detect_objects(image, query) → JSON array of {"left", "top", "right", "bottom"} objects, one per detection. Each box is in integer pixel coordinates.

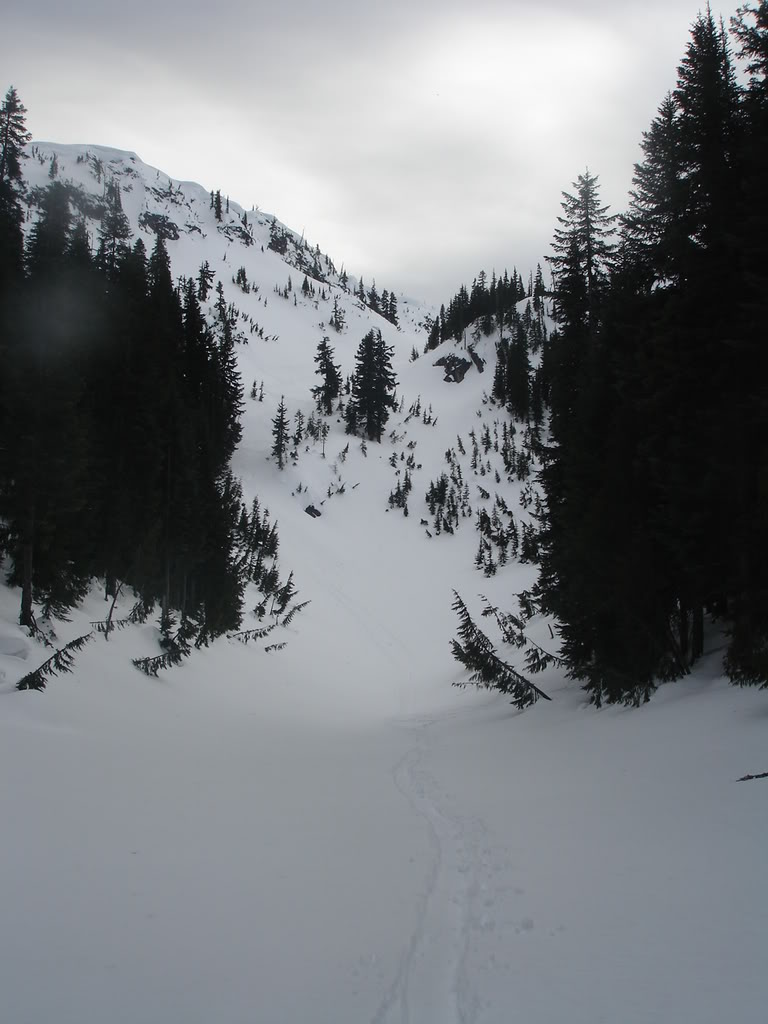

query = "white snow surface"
[{"left": 0, "top": 144, "right": 766, "bottom": 1024}]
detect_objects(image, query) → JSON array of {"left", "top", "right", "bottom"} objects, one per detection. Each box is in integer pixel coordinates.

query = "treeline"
[
  {"left": 426, "top": 265, "right": 546, "bottom": 349},
  {"left": 0, "top": 89, "right": 274, "bottom": 646},
  {"left": 348, "top": 277, "right": 400, "bottom": 327},
  {"left": 491, "top": 300, "right": 549, "bottom": 424},
  {"left": 536, "top": 4, "right": 768, "bottom": 704},
  {"left": 267, "top": 218, "right": 400, "bottom": 327}
]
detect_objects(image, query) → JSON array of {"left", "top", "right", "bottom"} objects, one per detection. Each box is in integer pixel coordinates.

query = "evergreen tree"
[
  {"left": 98, "top": 179, "right": 132, "bottom": 278},
  {"left": 345, "top": 329, "right": 397, "bottom": 442},
  {"left": 0, "top": 86, "right": 30, "bottom": 186},
  {"left": 537, "top": 170, "right": 640, "bottom": 703},
  {"left": 194, "top": 470, "right": 244, "bottom": 642},
  {"left": 450, "top": 592, "right": 552, "bottom": 709},
  {"left": 209, "top": 282, "right": 244, "bottom": 471},
  {"left": 638, "top": 8, "right": 742, "bottom": 671},
  {"left": 268, "top": 218, "right": 288, "bottom": 254},
  {"left": 197, "top": 259, "right": 214, "bottom": 301},
  {"left": 722, "top": 1, "right": 768, "bottom": 683},
  {"left": 621, "top": 94, "right": 689, "bottom": 288},
  {"left": 674, "top": 8, "right": 740, "bottom": 256},
  {"left": 0, "top": 86, "right": 29, "bottom": 291},
  {"left": 143, "top": 233, "right": 194, "bottom": 623},
  {"left": 105, "top": 238, "right": 161, "bottom": 589},
  {"left": 550, "top": 169, "right": 616, "bottom": 328},
  {"left": 311, "top": 335, "right": 342, "bottom": 414},
  {"left": 26, "top": 181, "right": 72, "bottom": 276},
  {"left": 545, "top": 170, "right": 615, "bottom": 446},
  {"left": 329, "top": 294, "right": 346, "bottom": 332},
  {"left": 272, "top": 396, "right": 289, "bottom": 469},
  {"left": 506, "top": 318, "right": 531, "bottom": 422}
]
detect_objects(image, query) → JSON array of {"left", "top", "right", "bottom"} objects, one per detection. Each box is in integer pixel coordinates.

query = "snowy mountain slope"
[
  {"left": 26, "top": 141, "right": 431, "bottom": 337},
  {"left": 14, "top": 141, "right": 546, "bottom": 714},
  {"left": 0, "top": 145, "right": 766, "bottom": 1024}
]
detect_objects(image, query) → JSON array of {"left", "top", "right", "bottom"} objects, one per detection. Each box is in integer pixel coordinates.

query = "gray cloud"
[{"left": 3, "top": 1, "right": 742, "bottom": 303}]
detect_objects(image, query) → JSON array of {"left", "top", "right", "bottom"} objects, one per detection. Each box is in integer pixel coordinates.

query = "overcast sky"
[{"left": 2, "top": 1, "right": 742, "bottom": 303}]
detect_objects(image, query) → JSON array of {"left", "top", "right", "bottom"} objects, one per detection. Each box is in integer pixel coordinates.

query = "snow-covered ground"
[{"left": 0, "top": 145, "right": 765, "bottom": 1024}]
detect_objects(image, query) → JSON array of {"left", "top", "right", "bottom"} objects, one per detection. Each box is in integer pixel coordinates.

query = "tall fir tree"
[
  {"left": 311, "top": 335, "right": 342, "bottom": 414},
  {"left": 272, "top": 396, "right": 289, "bottom": 469},
  {"left": 537, "top": 170, "right": 645, "bottom": 703},
  {"left": 98, "top": 179, "right": 132, "bottom": 279},
  {"left": 723, "top": 1, "right": 768, "bottom": 683},
  {"left": 0, "top": 86, "right": 30, "bottom": 187},
  {"left": 0, "top": 86, "right": 28, "bottom": 296},
  {"left": 345, "top": 329, "right": 397, "bottom": 442}
]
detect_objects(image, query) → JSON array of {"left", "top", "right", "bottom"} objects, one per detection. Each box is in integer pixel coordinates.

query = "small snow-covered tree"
[{"left": 271, "top": 396, "right": 289, "bottom": 469}]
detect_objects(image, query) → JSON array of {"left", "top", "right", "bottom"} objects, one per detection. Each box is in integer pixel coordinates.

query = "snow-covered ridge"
[
  {"left": 30, "top": 140, "right": 298, "bottom": 250},
  {"left": 25, "top": 140, "right": 433, "bottom": 337}
]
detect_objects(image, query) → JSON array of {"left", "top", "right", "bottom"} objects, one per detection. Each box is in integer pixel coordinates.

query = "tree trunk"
[
  {"left": 692, "top": 604, "right": 704, "bottom": 663},
  {"left": 19, "top": 504, "right": 35, "bottom": 628},
  {"left": 19, "top": 537, "right": 33, "bottom": 628},
  {"left": 678, "top": 601, "right": 689, "bottom": 666}
]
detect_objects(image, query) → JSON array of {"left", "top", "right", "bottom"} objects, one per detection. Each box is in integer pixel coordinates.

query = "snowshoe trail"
[{"left": 371, "top": 719, "right": 493, "bottom": 1024}]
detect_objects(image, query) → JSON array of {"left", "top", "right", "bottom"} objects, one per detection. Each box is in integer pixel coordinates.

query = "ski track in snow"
[{"left": 371, "top": 717, "right": 495, "bottom": 1024}]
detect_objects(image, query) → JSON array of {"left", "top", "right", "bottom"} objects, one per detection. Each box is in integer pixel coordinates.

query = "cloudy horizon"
[{"left": 3, "top": 1, "right": 742, "bottom": 304}]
